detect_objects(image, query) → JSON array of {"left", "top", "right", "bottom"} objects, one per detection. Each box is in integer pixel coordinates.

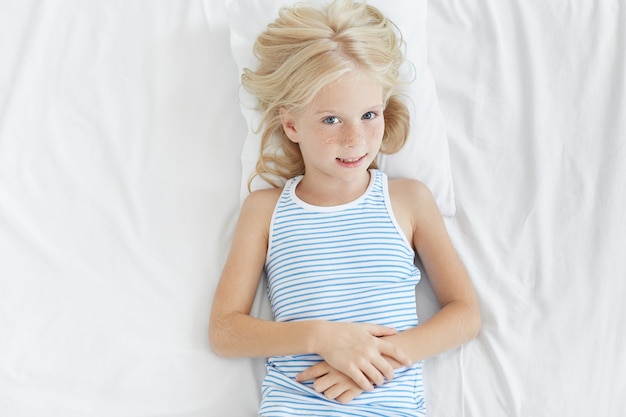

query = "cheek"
[
  {"left": 297, "top": 124, "right": 336, "bottom": 146},
  {"left": 316, "top": 128, "right": 338, "bottom": 145},
  {"left": 367, "top": 122, "right": 385, "bottom": 143}
]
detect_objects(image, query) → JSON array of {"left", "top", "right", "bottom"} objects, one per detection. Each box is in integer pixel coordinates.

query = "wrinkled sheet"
[
  {"left": 1, "top": 1, "right": 625, "bottom": 416},
  {"left": 1, "top": 1, "right": 259, "bottom": 415},
  {"left": 426, "top": 1, "right": 626, "bottom": 416}
]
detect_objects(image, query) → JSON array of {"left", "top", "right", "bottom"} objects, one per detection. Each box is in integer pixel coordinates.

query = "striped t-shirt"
[{"left": 259, "top": 170, "right": 425, "bottom": 417}]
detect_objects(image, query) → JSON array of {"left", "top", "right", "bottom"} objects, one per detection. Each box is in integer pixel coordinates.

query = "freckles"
[
  {"left": 365, "top": 124, "right": 384, "bottom": 142},
  {"left": 315, "top": 128, "right": 337, "bottom": 144}
]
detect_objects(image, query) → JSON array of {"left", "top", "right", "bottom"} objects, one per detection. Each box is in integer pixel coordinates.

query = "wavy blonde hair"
[{"left": 243, "top": 0, "right": 410, "bottom": 189}]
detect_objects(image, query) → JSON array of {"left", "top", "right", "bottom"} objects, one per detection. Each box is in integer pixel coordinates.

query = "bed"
[{"left": 1, "top": 1, "right": 624, "bottom": 416}]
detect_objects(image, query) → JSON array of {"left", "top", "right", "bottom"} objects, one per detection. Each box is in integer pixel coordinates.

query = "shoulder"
[
  {"left": 241, "top": 187, "right": 283, "bottom": 217},
  {"left": 388, "top": 177, "right": 435, "bottom": 208},
  {"left": 244, "top": 187, "right": 283, "bottom": 208},
  {"left": 387, "top": 177, "right": 443, "bottom": 238},
  {"left": 228, "top": 187, "right": 283, "bottom": 255},
  {"left": 385, "top": 178, "right": 439, "bottom": 245}
]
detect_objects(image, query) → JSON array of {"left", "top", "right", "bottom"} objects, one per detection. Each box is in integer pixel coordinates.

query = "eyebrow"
[{"left": 314, "top": 104, "right": 384, "bottom": 115}]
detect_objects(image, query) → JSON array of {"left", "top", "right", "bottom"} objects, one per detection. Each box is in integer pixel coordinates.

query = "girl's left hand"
[{"left": 296, "top": 361, "right": 363, "bottom": 404}]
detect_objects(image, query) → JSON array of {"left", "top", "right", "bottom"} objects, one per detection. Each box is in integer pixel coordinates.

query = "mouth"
[{"left": 336, "top": 154, "right": 367, "bottom": 166}]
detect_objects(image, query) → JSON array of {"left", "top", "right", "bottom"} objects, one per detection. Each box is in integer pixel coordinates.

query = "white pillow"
[{"left": 226, "top": 0, "right": 456, "bottom": 216}]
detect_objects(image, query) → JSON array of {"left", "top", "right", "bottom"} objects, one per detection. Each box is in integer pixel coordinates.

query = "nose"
[{"left": 342, "top": 123, "right": 364, "bottom": 147}]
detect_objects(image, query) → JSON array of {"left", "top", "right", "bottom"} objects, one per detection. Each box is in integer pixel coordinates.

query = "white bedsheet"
[
  {"left": 1, "top": 1, "right": 625, "bottom": 416},
  {"left": 426, "top": 1, "right": 626, "bottom": 416}
]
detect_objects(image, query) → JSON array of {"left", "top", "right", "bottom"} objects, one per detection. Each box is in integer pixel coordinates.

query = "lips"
[
  {"left": 337, "top": 155, "right": 366, "bottom": 163},
  {"left": 335, "top": 154, "right": 367, "bottom": 168}
]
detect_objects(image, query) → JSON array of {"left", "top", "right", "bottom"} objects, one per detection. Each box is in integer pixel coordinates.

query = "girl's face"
[{"left": 280, "top": 71, "right": 385, "bottom": 184}]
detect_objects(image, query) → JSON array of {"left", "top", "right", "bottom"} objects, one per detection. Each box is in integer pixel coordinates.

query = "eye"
[
  {"left": 362, "top": 111, "right": 377, "bottom": 120},
  {"left": 323, "top": 116, "right": 340, "bottom": 125}
]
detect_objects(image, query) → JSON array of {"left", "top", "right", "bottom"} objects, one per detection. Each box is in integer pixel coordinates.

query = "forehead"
[{"left": 309, "top": 71, "right": 384, "bottom": 110}]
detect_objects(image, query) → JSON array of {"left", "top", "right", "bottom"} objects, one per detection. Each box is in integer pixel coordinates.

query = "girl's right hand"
[{"left": 313, "top": 321, "right": 412, "bottom": 391}]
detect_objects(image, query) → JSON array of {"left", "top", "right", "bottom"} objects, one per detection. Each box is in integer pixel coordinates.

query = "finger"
[
  {"left": 364, "top": 324, "right": 397, "bottom": 337},
  {"left": 382, "top": 354, "right": 404, "bottom": 369},
  {"left": 360, "top": 362, "right": 385, "bottom": 387},
  {"left": 296, "top": 362, "right": 330, "bottom": 382},
  {"left": 345, "top": 366, "right": 374, "bottom": 392},
  {"left": 336, "top": 388, "right": 362, "bottom": 404},
  {"left": 322, "top": 383, "right": 350, "bottom": 401},
  {"left": 312, "top": 375, "right": 335, "bottom": 393},
  {"left": 371, "top": 355, "right": 396, "bottom": 382},
  {"left": 379, "top": 342, "right": 412, "bottom": 367}
]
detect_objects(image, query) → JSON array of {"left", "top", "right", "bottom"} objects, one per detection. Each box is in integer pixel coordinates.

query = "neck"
[{"left": 295, "top": 170, "right": 372, "bottom": 207}]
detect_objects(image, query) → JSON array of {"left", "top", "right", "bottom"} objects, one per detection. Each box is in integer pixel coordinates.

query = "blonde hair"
[{"left": 243, "top": 0, "right": 410, "bottom": 189}]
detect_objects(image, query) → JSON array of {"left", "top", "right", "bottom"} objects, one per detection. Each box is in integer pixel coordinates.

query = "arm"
[
  {"left": 209, "top": 189, "right": 316, "bottom": 358},
  {"left": 209, "top": 189, "right": 411, "bottom": 390},
  {"left": 380, "top": 179, "right": 481, "bottom": 362}
]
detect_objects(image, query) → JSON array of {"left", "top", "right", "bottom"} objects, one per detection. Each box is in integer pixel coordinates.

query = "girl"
[{"left": 210, "top": 0, "right": 481, "bottom": 415}]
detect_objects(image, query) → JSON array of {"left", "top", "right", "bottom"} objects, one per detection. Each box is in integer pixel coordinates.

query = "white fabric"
[
  {"left": 1, "top": 1, "right": 259, "bottom": 416},
  {"left": 1, "top": 1, "right": 625, "bottom": 417},
  {"left": 226, "top": 0, "right": 456, "bottom": 216},
  {"left": 425, "top": 1, "right": 626, "bottom": 416}
]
